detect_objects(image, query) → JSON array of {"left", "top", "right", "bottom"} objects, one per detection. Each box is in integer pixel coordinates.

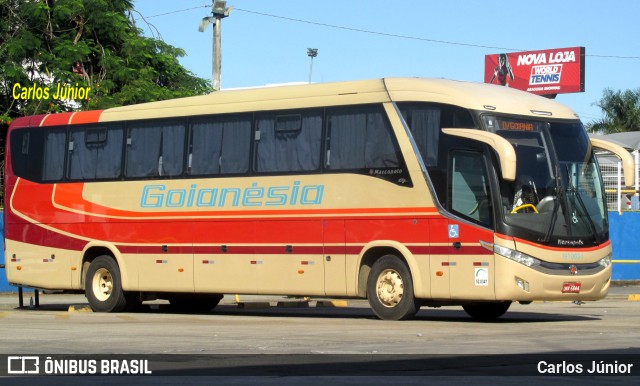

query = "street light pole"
[
  {"left": 307, "top": 48, "right": 318, "bottom": 84},
  {"left": 213, "top": 13, "right": 222, "bottom": 91},
  {"left": 199, "top": 1, "right": 232, "bottom": 91}
]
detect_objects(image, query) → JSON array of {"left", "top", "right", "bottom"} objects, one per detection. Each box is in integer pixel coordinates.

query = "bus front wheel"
[
  {"left": 462, "top": 301, "right": 511, "bottom": 321},
  {"left": 367, "top": 255, "right": 420, "bottom": 321},
  {"left": 85, "top": 256, "right": 130, "bottom": 312}
]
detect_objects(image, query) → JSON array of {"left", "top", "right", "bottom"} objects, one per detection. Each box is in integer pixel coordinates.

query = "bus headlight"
[
  {"left": 598, "top": 253, "right": 612, "bottom": 268},
  {"left": 493, "top": 244, "right": 541, "bottom": 267}
]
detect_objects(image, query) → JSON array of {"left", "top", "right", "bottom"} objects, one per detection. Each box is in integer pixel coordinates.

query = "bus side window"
[
  {"left": 67, "top": 126, "right": 123, "bottom": 180},
  {"left": 254, "top": 110, "right": 322, "bottom": 173},
  {"left": 399, "top": 103, "right": 476, "bottom": 205},
  {"left": 325, "top": 107, "right": 400, "bottom": 170},
  {"left": 10, "top": 128, "right": 66, "bottom": 182},
  {"left": 42, "top": 130, "right": 67, "bottom": 182},
  {"left": 125, "top": 121, "right": 185, "bottom": 178},
  {"left": 400, "top": 106, "right": 441, "bottom": 167},
  {"left": 189, "top": 115, "right": 251, "bottom": 176}
]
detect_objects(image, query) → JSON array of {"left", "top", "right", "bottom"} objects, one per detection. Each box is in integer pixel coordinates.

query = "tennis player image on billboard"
[
  {"left": 484, "top": 46, "right": 585, "bottom": 96},
  {"left": 489, "top": 53, "right": 515, "bottom": 86}
]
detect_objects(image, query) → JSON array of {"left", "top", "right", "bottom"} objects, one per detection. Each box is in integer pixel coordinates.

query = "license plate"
[{"left": 562, "top": 282, "right": 581, "bottom": 293}]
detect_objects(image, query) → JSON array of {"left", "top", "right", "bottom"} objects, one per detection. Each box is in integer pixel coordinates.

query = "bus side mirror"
[
  {"left": 590, "top": 137, "right": 636, "bottom": 187},
  {"left": 442, "top": 128, "right": 517, "bottom": 181}
]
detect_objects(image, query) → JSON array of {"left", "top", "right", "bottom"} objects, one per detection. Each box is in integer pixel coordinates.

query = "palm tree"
[{"left": 586, "top": 88, "right": 640, "bottom": 134}]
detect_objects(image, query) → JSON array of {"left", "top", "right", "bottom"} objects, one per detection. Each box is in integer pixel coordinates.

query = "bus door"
[{"left": 447, "top": 150, "right": 496, "bottom": 300}]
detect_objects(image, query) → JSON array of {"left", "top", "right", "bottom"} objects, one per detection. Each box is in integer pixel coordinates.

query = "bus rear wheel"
[
  {"left": 462, "top": 301, "right": 512, "bottom": 321},
  {"left": 367, "top": 255, "right": 420, "bottom": 321},
  {"left": 85, "top": 256, "right": 131, "bottom": 312}
]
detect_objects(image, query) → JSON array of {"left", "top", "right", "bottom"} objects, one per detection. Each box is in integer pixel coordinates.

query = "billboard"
[{"left": 484, "top": 47, "right": 585, "bottom": 96}]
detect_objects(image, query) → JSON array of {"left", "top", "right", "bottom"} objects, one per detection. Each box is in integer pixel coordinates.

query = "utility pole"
[
  {"left": 199, "top": 1, "right": 232, "bottom": 91},
  {"left": 307, "top": 48, "right": 318, "bottom": 84}
]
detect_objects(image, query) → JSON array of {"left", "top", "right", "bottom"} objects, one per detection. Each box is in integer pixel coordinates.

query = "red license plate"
[{"left": 562, "top": 282, "right": 581, "bottom": 293}]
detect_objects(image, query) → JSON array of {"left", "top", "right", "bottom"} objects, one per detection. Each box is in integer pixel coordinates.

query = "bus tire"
[
  {"left": 85, "top": 256, "right": 129, "bottom": 313},
  {"left": 367, "top": 254, "right": 420, "bottom": 321},
  {"left": 462, "top": 301, "right": 511, "bottom": 321},
  {"left": 168, "top": 293, "right": 223, "bottom": 313}
]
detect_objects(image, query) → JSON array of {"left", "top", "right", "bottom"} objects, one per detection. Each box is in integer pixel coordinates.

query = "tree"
[
  {"left": 586, "top": 88, "right": 640, "bottom": 134},
  {"left": 0, "top": 0, "right": 212, "bottom": 206},
  {"left": 0, "top": 0, "right": 211, "bottom": 126}
]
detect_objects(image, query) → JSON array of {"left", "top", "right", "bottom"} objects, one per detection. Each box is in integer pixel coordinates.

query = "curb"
[{"left": 68, "top": 304, "right": 93, "bottom": 313}]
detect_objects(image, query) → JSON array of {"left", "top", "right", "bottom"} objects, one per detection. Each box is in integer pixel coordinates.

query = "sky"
[{"left": 132, "top": 0, "right": 640, "bottom": 125}]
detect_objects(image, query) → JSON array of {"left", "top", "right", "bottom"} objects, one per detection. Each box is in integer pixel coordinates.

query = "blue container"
[{"left": 609, "top": 211, "right": 640, "bottom": 281}]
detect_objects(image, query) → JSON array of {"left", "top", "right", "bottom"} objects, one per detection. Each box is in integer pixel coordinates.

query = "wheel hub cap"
[
  {"left": 93, "top": 268, "right": 113, "bottom": 301},
  {"left": 376, "top": 269, "right": 404, "bottom": 307}
]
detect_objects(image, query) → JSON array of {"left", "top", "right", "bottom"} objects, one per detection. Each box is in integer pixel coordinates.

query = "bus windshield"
[{"left": 485, "top": 116, "right": 608, "bottom": 247}]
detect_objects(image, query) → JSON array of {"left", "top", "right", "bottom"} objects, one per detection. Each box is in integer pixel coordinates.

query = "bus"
[{"left": 4, "top": 78, "right": 635, "bottom": 320}]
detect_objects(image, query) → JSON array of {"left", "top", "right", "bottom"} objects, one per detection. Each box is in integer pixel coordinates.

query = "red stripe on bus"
[
  {"left": 6, "top": 218, "right": 495, "bottom": 257},
  {"left": 15, "top": 180, "right": 440, "bottom": 226},
  {"left": 428, "top": 246, "right": 493, "bottom": 255},
  {"left": 118, "top": 246, "right": 192, "bottom": 254},
  {"left": 323, "top": 246, "right": 347, "bottom": 255},
  {"left": 4, "top": 223, "right": 87, "bottom": 251},
  {"left": 70, "top": 110, "right": 103, "bottom": 124},
  {"left": 8, "top": 115, "right": 47, "bottom": 129},
  {"left": 407, "top": 246, "right": 430, "bottom": 254},
  {"left": 41, "top": 113, "right": 75, "bottom": 126}
]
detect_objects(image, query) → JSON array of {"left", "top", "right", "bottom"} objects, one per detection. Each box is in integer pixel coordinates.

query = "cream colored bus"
[{"left": 4, "top": 78, "right": 635, "bottom": 320}]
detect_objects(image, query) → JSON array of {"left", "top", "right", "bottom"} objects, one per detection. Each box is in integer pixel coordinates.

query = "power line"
[
  {"left": 136, "top": 5, "right": 640, "bottom": 60},
  {"left": 143, "top": 5, "right": 210, "bottom": 20},
  {"left": 586, "top": 54, "right": 640, "bottom": 60},
  {"left": 233, "top": 8, "right": 640, "bottom": 60},
  {"left": 234, "top": 8, "right": 524, "bottom": 52}
]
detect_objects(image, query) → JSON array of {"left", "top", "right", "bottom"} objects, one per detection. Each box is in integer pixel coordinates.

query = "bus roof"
[
  {"left": 9, "top": 78, "right": 580, "bottom": 128},
  {"left": 384, "top": 78, "right": 578, "bottom": 119},
  {"left": 101, "top": 77, "right": 578, "bottom": 122}
]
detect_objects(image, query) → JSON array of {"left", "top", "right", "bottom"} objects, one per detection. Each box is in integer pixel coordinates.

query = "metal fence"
[{"left": 600, "top": 154, "right": 640, "bottom": 212}]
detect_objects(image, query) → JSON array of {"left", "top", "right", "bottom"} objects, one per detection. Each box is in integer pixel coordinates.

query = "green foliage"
[
  {"left": 0, "top": 0, "right": 212, "bottom": 119},
  {"left": 587, "top": 88, "right": 640, "bottom": 134},
  {"left": 0, "top": 0, "right": 212, "bottom": 206}
]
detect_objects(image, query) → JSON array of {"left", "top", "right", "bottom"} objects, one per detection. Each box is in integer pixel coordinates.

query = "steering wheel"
[{"left": 511, "top": 204, "right": 539, "bottom": 214}]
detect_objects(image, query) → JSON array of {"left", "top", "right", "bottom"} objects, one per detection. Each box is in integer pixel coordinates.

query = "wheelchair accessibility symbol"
[{"left": 448, "top": 224, "right": 459, "bottom": 239}]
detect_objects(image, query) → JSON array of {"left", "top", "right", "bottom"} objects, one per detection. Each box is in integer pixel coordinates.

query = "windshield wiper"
[{"left": 564, "top": 165, "right": 601, "bottom": 245}]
